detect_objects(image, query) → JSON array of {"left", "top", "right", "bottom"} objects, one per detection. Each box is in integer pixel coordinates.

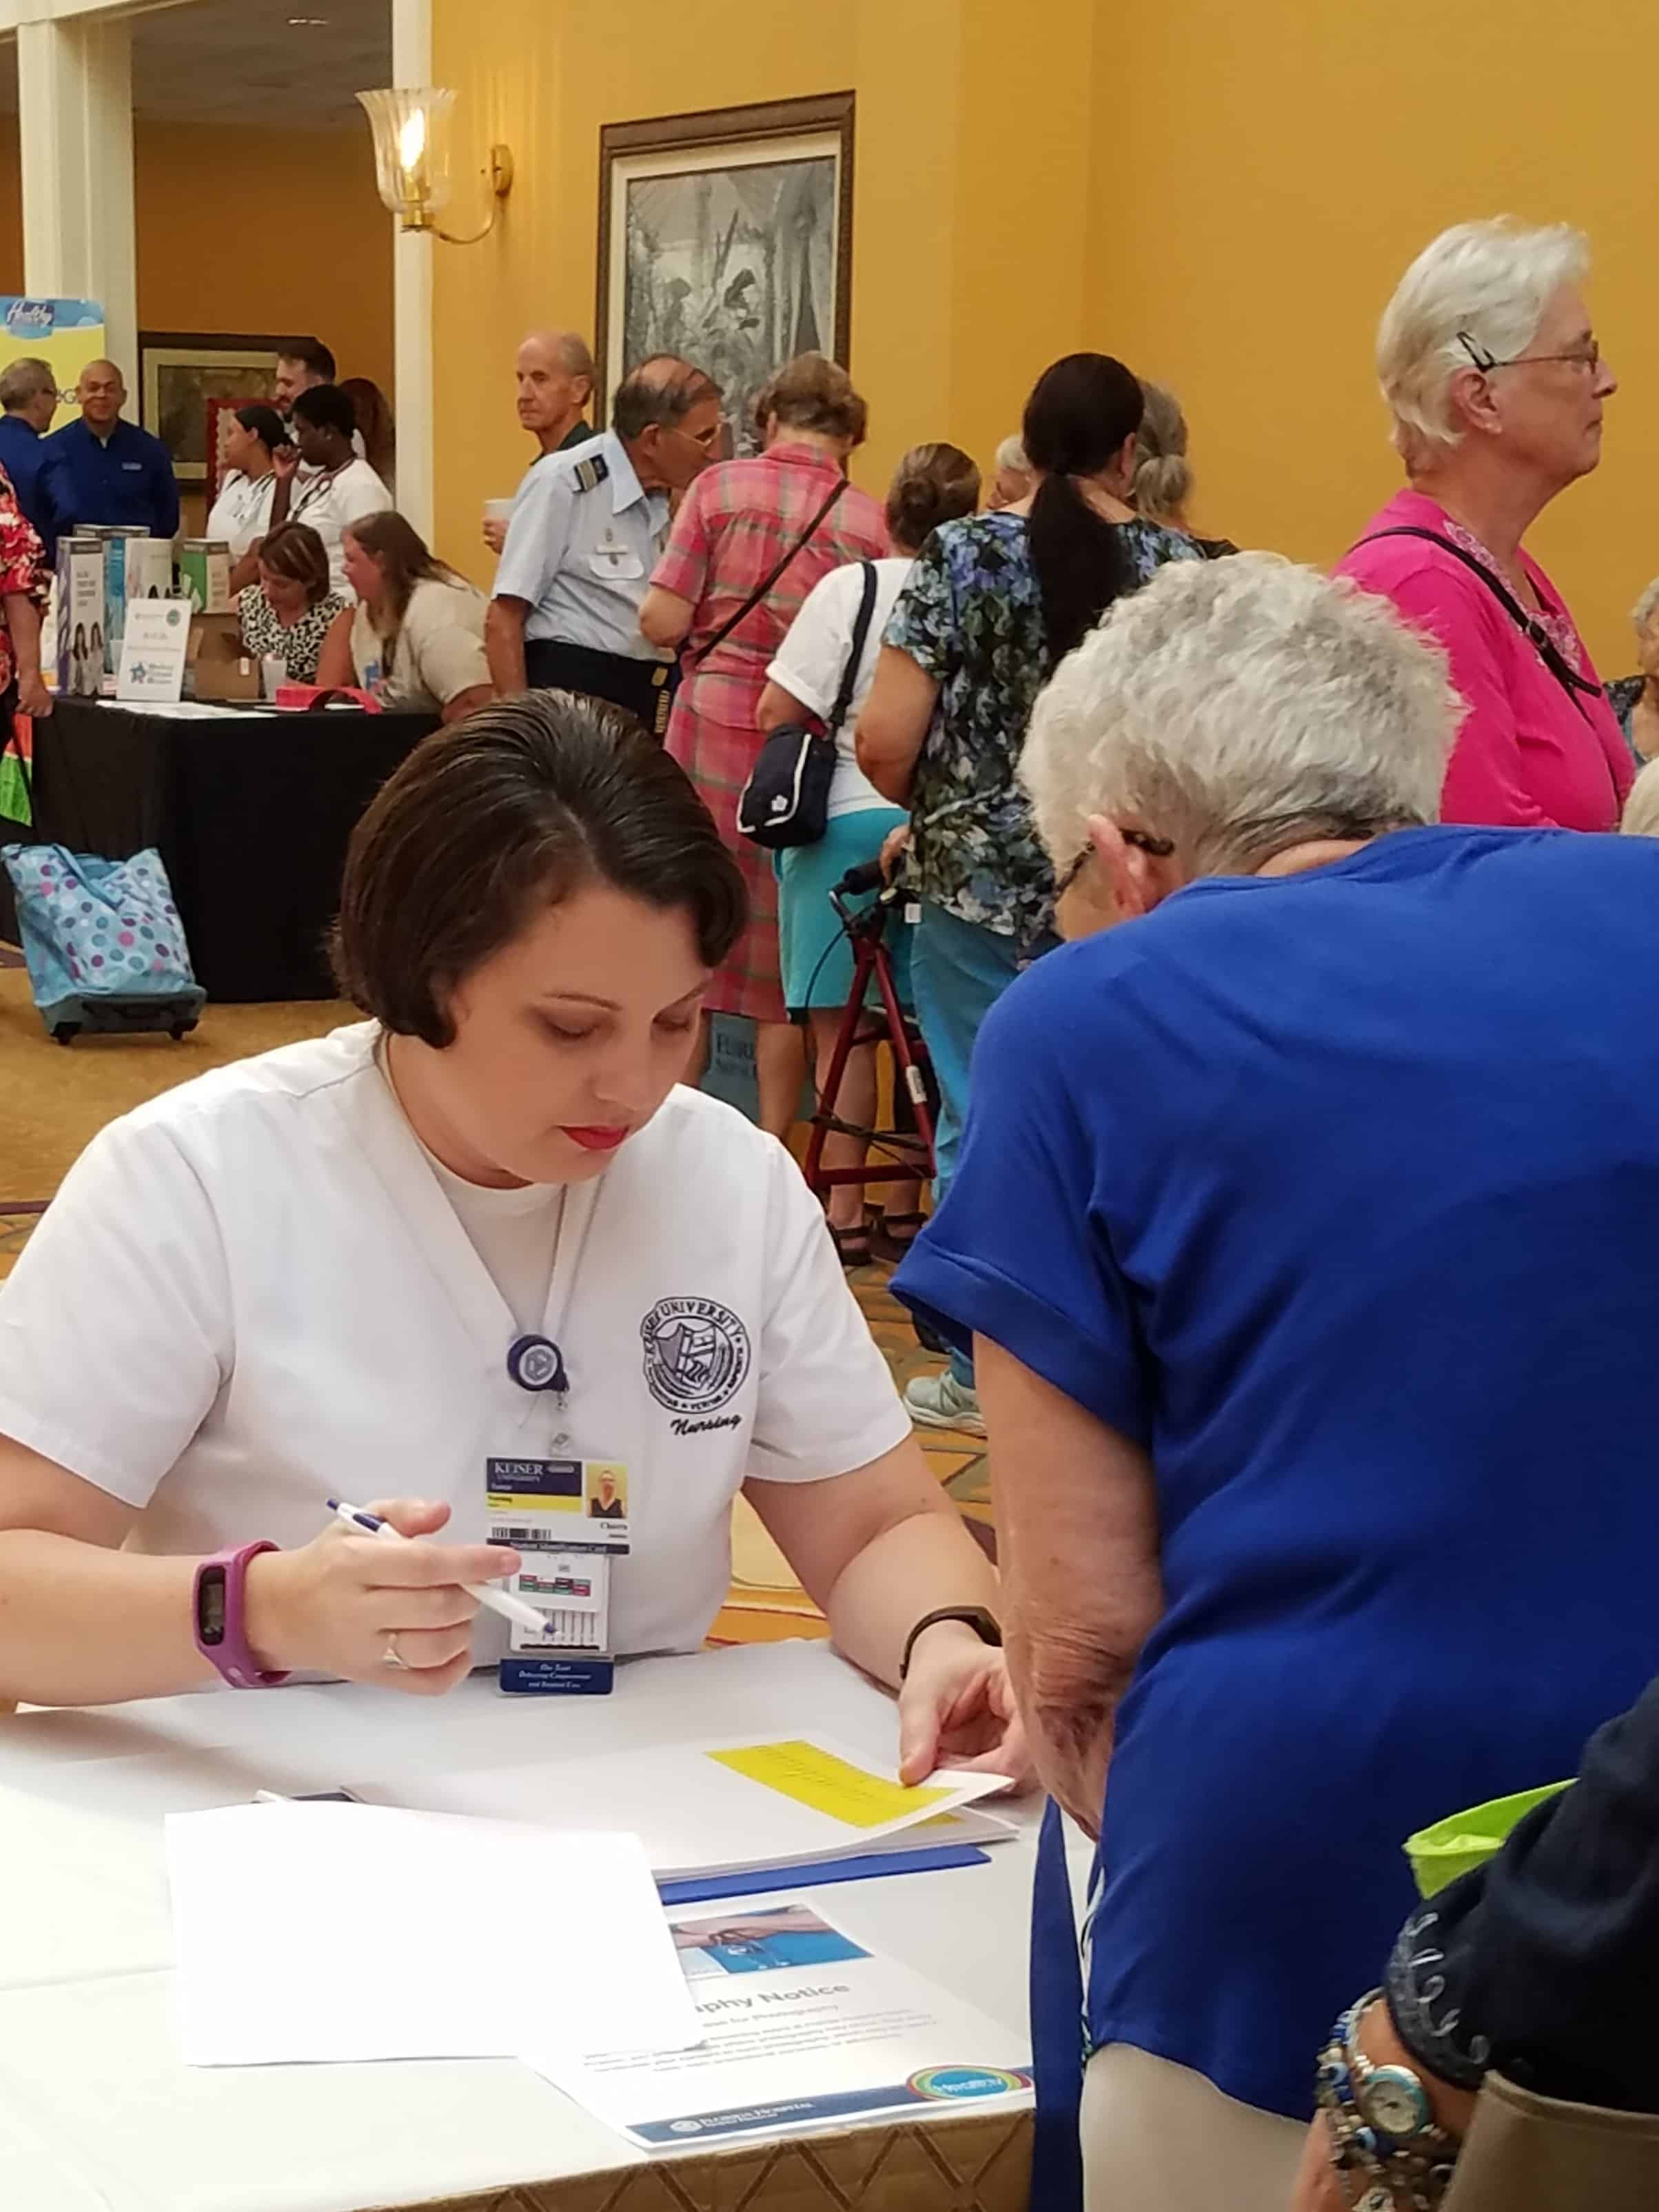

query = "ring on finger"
[{"left": 382, "top": 1632, "right": 409, "bottom": 1671}]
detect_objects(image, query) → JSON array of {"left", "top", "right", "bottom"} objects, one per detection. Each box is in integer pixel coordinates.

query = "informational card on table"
[
  {"left": 525, "top": 1896, "right": 1032, "bottom": 2150},
  {"left": 115, "top": 597, "right": 190, "bottom": 704}
]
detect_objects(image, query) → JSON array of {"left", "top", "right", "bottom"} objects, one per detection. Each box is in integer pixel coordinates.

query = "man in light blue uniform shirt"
[
  {"left": 485, "top": 353, "right": 720, "bottom": 735},
  {"left": 42, "top": 360, "right": 179, "bottom": 539}
]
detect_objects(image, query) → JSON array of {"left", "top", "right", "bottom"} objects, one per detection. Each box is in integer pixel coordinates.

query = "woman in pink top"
[
  {"left": 1338, "top": 219, "right": 1629, "bottom": 831},
  {"left": 641, "top": 354, "right": 888, "bottom": 1138}
]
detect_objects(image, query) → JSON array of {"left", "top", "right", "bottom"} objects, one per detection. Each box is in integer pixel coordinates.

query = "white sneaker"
[{"left": 904, "top": 1370, "right": 985, "bottom": 1437}]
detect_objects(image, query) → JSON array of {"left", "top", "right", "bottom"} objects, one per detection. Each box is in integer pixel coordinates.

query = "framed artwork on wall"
[
  {"left": 596, "top": 93, "right": 855, "bottom": 458},
  {"left": 138, "top": 332, "right": 285, "bottom": 484}
]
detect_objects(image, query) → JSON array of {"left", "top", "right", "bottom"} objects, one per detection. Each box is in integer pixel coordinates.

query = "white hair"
[
  {"left": 1631, "top": 575, "right": 1659, "bottom": 633},
  {"left": 1622, "top": 759, "right": 1659, "bottom": 839},
  {"left": 994, "top": 434, "right": 1028, "bottom": 474},
  {"left": 1020, "top": 553, "right": 1461, "bottom": 877},
  {"left": 1377, "top": 218, "right": 1589, "bottom": 465}
]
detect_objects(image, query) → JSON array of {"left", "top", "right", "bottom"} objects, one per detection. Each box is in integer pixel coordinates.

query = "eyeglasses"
[
  {"left": 1457, "top": 332, "right": 1602, "bottom": 376},
  {"left": 1055, "top": 828, "right": 1176, "bottom": 900},
  {"left": 677, "top": 416, "right": 727, "bottom": 451}
]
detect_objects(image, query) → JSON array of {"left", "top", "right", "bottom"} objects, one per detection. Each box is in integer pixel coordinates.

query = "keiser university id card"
[{"left": 487, "top": 1457, "right": 631, "bottom": 1694}]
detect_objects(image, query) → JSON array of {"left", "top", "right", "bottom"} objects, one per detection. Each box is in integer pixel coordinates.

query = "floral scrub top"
[
  {"left": 884, "top": 510, "right": 1200, "bottom": 942},
  {"left": 236, "top": 585, "right": 350, "bottom": 685},
  {"left": 0, "top": 461, "right": 48, "bottom": 695}
]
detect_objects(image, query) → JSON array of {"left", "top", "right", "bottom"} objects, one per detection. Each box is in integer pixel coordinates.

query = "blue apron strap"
[{"left": 1030, "top": 1795, "right": 1086, "bottom": 2210}]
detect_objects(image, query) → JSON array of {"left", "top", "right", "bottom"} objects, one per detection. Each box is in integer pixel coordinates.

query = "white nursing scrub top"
[{"left": 0, "top": 1023, "right": 910, "bottom": 1662}]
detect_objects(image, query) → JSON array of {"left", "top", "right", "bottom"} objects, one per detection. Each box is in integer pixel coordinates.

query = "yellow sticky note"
[{"left": 706, "top": 1739, "right": 953, "bottom": 1829}]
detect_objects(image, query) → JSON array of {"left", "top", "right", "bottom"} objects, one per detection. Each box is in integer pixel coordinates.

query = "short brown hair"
[
  {"left": 752, "top": 353, "right": 867, "bottom": 447},
  {"left": 331, "top": 691, "right": 747, "bottom": 1048},
  {"left": 885, "top": 442, "right": 981, "bottom": 553},
  {"left": 258, "top": 520, "right": 331, "bottom": 605}
]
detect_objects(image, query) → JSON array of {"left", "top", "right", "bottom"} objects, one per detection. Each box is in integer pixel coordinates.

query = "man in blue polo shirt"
[
  {"left": 0, "top": 356, "right": 66, "bottom": 562},
  {"left": 42, "top": 359, "right": 179, "bottom": 539}
]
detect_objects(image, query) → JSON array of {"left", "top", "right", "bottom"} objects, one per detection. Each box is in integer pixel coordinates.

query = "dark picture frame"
[
  {"left": 137, "top": 329, "right": 287, "bottom": 485},
  {"left": 596, "top": 93, "right": 855, "bottom": 455}
]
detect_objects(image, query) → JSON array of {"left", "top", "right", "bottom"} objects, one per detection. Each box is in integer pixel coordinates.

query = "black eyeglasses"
[
  {"left": 1457, "top": 331, "right": 1601, "bottom": 375},
  {"left": 1055, "top": 828, "right": 1176, "bottom": 900}
]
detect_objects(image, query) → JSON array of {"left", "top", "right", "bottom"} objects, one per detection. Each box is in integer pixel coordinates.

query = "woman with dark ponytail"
[
  {"left": 1023, "top": 352, "right": 1146, "bottom": 664},
  {"left": 858, "top": 352, "right": 1197, "bottom": 1434}
]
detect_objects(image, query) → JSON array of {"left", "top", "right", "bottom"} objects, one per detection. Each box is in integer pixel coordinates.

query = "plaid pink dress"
[{"left": 652, "top": 443, "right": 888, "bottom": 1021}]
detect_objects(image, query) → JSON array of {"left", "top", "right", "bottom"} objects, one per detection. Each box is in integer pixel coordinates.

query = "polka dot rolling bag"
[{"left": 1, "top": 837, "right": 205, "bottom": 1046}]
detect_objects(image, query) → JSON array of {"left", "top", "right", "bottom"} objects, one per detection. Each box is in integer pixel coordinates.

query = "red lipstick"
[{"left": 562, "top": 1126, "right": 629, "bottom": 1152}]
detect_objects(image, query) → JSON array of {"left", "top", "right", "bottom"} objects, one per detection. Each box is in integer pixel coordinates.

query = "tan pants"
[
  {"left": 1081, "top": 2043, "right": 1306, "bottom": 2212},
  {"left": 1443, "top": 2071, "right": 1659, "bottom": 2212}
]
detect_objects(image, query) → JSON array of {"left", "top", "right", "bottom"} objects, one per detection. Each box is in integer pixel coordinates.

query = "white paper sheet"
[
  {"left": 400, "top": 1736, "right": 1011, "bottom": 1882},
  {"left": 526, "top": 1894, "right": 1032, "bottom": 2150},
  {"left": 164, "top": 1802, "right": 700, "bottom": 2067}
]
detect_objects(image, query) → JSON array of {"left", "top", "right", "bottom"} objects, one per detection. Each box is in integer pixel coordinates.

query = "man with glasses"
[{"left": 485, "top": 354, "right": 721, "bottom": 735}]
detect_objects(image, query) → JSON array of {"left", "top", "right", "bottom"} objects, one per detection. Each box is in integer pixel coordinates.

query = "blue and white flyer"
[{"left": 526, "top": 1897, "right": 1031, "bottom": 2149}]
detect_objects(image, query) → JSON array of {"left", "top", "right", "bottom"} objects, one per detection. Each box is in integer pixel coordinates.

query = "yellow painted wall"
[
  {"left": 1090, "top": 0, "right": 1658, "bottom": 669},
  {"left": 0, "top": 117, "right": 23, "bottom": 295},
  {"left": 135, "top": 123, "right": 393, "bottom": 398},
  {"left": 430, "top": 0, "right": 1100, "bottom": 586},
  {"left": 0, "top": 118, "right": 391, "bottom": 397}
]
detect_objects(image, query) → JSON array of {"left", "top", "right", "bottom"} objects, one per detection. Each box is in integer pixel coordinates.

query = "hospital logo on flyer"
[{"left": 641, "top": 1295, "right": 751, "bottom": 1415}]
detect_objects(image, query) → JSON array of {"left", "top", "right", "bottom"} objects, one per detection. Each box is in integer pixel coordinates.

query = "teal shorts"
[{"left": 776, "top": 806, "right": 913, "bottom": 1013}]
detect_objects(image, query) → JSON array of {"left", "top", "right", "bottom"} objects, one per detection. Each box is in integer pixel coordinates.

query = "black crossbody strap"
[
  {"left": 824, "top": 560, "right": 879, "bottom": 738},
  {"left": 1358, "top": 527, "right": 1602, "bottom": 719},
  {"left": 689, "top": 478, "right": 849, "bottom": 667}
]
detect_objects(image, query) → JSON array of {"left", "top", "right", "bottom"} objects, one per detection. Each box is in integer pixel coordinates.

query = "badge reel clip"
[{"left": 493, "top": 1335, "right": 621, "bottom": 1698}]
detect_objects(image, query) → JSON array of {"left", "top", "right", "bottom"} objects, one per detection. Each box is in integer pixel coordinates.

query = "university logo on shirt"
[{"left": 640, "top": 1295, "right": 751, "bottom": 1415}]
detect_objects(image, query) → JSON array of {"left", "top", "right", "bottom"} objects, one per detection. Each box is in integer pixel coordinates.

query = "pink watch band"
[{"left": 192, "top": 1541, "right": 289, "bottom": 1688}]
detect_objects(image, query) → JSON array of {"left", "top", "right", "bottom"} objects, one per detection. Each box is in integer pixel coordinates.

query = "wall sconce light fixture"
[{"left": 356, "top": 87, "right": 513, "bottom": 244}]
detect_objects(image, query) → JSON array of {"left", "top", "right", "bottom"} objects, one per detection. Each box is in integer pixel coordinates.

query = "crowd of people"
[{"left": 3, "top": 211, "right": 1659, "bottom": 2212}]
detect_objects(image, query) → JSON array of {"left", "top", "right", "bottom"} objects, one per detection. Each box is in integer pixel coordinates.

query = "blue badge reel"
[{"left": 493, "top": 1337, "right": 629, "bottom": 1696}]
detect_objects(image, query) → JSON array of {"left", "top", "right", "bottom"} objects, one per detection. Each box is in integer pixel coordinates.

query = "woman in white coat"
[{"left": 0, "top": 693, "right": 1024, "bottom": 1787}]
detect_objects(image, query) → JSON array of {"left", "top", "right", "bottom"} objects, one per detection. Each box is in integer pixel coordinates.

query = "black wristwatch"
[{"left": 899, "top": 1605, "right": 1003, "bottom": 1681}]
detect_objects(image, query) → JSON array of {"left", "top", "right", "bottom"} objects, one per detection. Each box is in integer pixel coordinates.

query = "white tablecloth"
[{"left": 0, "top": 1641, "right": 1057, "bottom": 2212}]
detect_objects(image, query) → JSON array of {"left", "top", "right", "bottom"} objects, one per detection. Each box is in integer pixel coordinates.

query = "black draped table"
[{"left": 0, "top": 698, "right": 438, "bottom": 1002}]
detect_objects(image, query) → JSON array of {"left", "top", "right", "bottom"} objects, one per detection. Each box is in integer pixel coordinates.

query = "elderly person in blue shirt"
[
  {"left": 0, "top": 356, "right": 66, "bottom": 563},
  {"left": 893, "top": 552, "right": 1659, "bottom": 2212},
  {"left": 43, "top": 359, "right": 179, "bottom": 540},
  {"left": 485, "top": 353, "right": 720, "bottom": 736}
]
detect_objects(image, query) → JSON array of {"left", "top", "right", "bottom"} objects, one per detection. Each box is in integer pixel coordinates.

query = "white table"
[{"left": 0, "top": 1642, "right": 1052, "bottom": 2212}]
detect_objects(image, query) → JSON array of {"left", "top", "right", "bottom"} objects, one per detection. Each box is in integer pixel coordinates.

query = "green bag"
[
  {"left": 0, "top": 714, "right": 32, "bottom": 828},
  {"left": 1404, "top": 1781, "right": 1574, "bottom": 1899}
]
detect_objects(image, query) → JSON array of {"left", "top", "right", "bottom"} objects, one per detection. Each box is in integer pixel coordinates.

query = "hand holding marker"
[{"left": 327, "top": 1499, "right": 546, "bottom": 1638}]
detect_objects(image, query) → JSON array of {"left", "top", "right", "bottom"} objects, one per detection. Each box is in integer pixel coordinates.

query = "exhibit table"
[
  {"left": 0, "top": 698, "right": 438, "bottom": 1002},
  {"left": 0, "top": 1641, "right": 1059, "bottom": 2212}
]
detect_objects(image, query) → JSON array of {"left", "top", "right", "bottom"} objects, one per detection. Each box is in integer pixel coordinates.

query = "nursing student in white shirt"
[
  {"left": 206, "top": 404, "right": 290, "bottom": 593},
  {"left": 0, "top": 693, "right": 1028, "bottom": 1789},
  {"left": 269, "top": 382, "right": 392, "bottom": 598},
  {"left": 757, "top": 443, "right": 981, "bottom": 1266}
]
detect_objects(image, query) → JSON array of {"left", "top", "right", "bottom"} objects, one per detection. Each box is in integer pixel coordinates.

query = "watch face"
[
  {"left": 198, "top": 1565, "right": 227, "bottom": 1647},
  {"left": 1360, "top": 2065, "right": 1431, "bottom": 2140}
]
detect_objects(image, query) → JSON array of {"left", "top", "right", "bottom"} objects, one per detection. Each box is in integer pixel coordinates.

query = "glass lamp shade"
[{"left": 356, "top": 88, "right": 458, "bottom": 228}]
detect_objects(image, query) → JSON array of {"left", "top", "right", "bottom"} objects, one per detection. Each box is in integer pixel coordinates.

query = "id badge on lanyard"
[{"left": 489, "top": 1333, "right": 630, "bottom": 1696}]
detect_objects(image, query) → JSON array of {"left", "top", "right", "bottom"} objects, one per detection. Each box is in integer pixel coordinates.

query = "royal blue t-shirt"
[{"left": 895, "top": 826, "right": 1659, "bottom": 2120}]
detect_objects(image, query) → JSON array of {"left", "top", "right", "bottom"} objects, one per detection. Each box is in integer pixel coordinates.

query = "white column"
[
  {"left": 16, "top": 13, "right": 137, "bottom": 376},
  {"left": 391, "top": 0, "right": 434, "bottom": 540}
]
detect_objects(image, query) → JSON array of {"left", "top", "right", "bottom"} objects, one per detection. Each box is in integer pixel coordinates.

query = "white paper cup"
[
  {"left": 261, "top": 655, "right": 287, "bottom": 701},
  {"left": 483, "top": 499, "right": 515, "bottom": 525}
]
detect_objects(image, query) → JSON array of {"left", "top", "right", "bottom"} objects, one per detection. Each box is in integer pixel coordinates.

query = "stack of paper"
[
  {"left": 528, "top": 1891, "right": 1032, "bottom": 2151},
  {"left": 403, "top": 1736, "right": 1014, "bottom": 1883},
  {"left": 165, "top": 1801, "right": 699, "bottom": 2067}
]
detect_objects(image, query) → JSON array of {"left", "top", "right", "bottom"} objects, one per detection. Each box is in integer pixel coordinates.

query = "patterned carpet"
[{"left": 0, "top": 964, "right": 985, "bottom": 1639}]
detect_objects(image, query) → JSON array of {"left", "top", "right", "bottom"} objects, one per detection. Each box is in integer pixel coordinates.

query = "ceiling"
[{"left": 0, "top": 0, "right": 391, "bottom": 130}]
